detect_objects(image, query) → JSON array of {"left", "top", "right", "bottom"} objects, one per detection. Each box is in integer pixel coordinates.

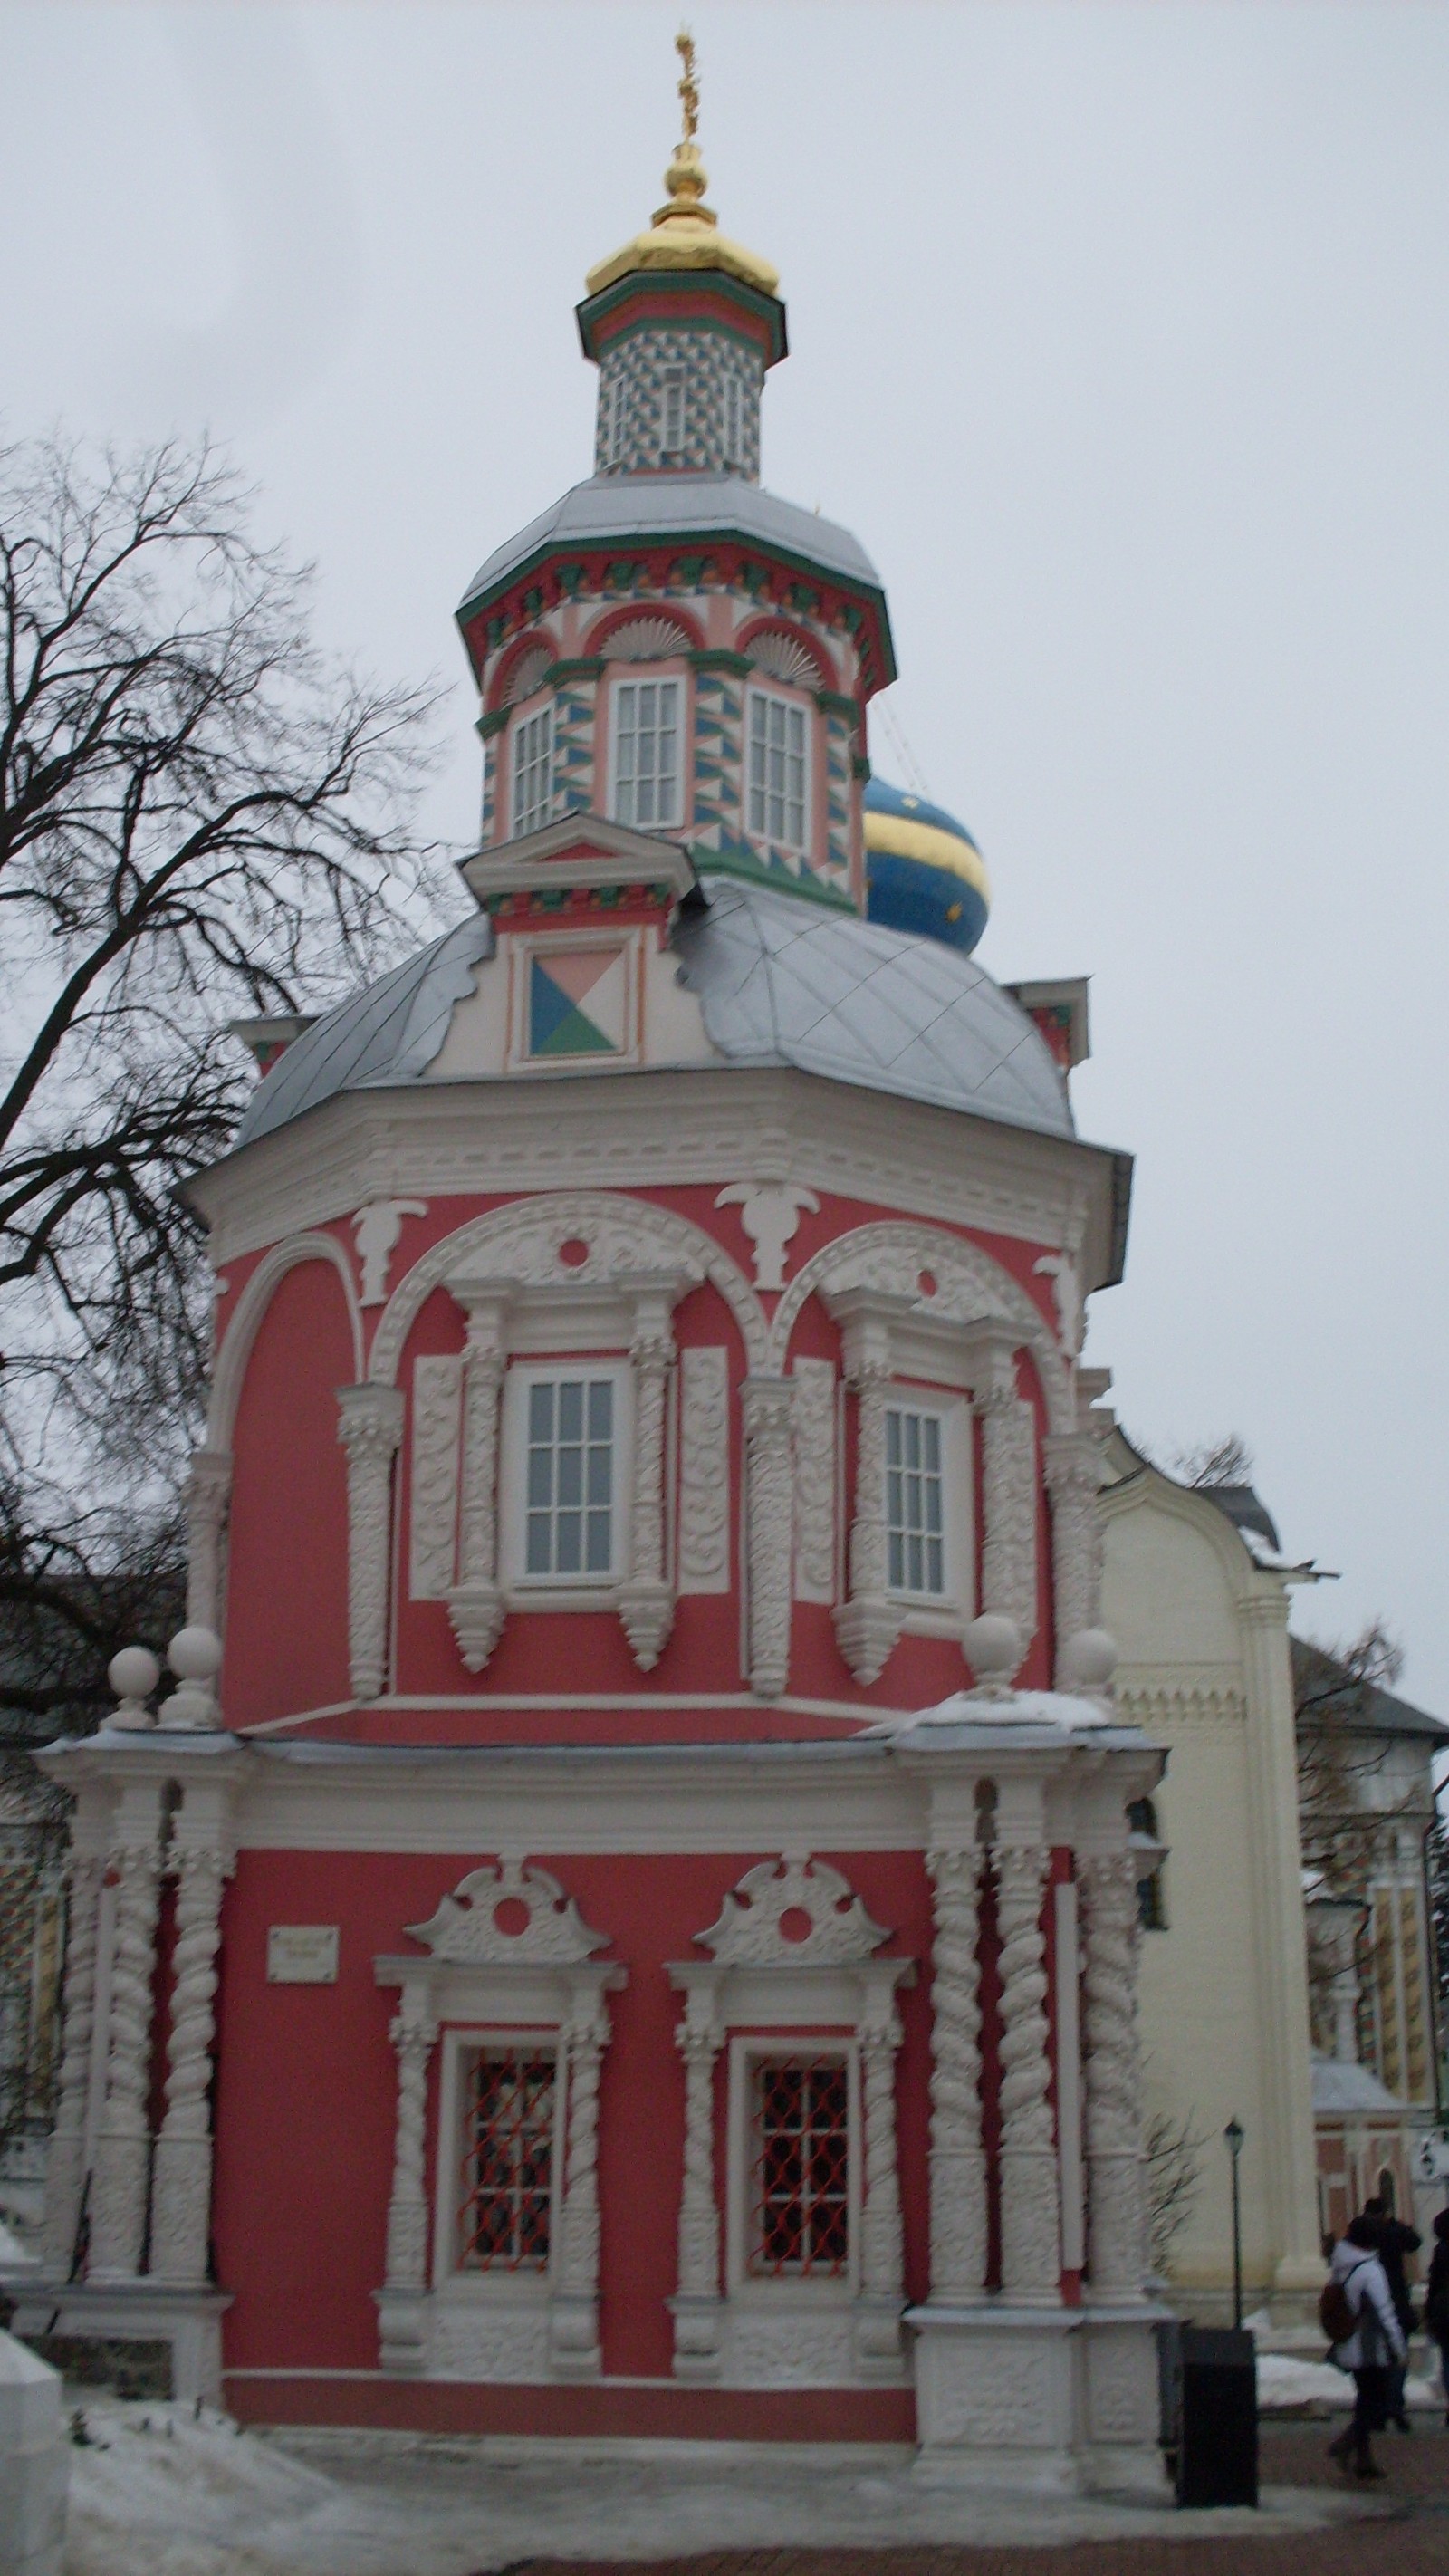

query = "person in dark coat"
[
  {"left": 1363, "top": 2196, "right": 1421, "bottom": 2431},
  {"left": 1425, "top": 2207, "right": 1449, "bottom": 2427}
]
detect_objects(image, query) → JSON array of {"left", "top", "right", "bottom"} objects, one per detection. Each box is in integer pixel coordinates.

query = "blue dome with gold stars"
[{"left": 864, "top": 776, "right": 991, "bottom": 955}]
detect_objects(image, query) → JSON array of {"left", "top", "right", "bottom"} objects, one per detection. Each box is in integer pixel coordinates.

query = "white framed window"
[
  {"left": 524, "top": 1373, "right": 615, "bottom": 1578},
  {"left": 726, "top": 2034, "right": 860, "bottom": 2299},
  {"left": 661, "top": 368, "right": 685, "bottom": 457},
  {"left": 747, "top": 687, "right": 809, "bottom": 854},
  {"left": 610, "top": 677, "right": 682, "bottom": 829},
  {"left": 724, "top": 371, "right": 744, "bottom": 466},
  {"left": 456, "top": 2043, "right": 558, "bottom": 2270},
  {"left": 511, "top": 702, "right": 553, "bottom": 838},
  {"left": 501, "top": 1361, "right": 628, "bottom": 1589},
  {"left": 885, "top": 1404, "right": 945, "bottom": 1598}
]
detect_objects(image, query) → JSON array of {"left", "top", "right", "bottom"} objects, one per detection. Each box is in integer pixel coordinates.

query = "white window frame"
[
  {"left": 660, "top": 368, "right": 685, "bottom": 457},
  {"left": 500, "top": 1357, "right": 631, "bottom": 1599},
  {"left": 433, "top": 2024, "right": 563, "bottom": 2295},
  {"left": 884, "top": 1400, "right": 946, "bottom": 1600},
  {"left": 878, "top": 1387, "right": 974, "bottom": 1636},
  {"left": 745, "top": 686, "right": 811, "bottom": 858},
  {"left": 725, "top": 2033, "right": 860, "bottom": 2305},
  {"left": 510, "top": 700, "right": 554, "bottom": 839},
  {"left": 608, "top": 673, "right": 684, "bottom": 831}
]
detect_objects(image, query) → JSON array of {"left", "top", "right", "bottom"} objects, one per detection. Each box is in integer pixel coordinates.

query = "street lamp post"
[{"left": 1224, "top": 2118, "right": 1245, "bottom": 2330}]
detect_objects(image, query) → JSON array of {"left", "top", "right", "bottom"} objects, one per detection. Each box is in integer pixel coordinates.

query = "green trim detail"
[
  {"left": 575, "top": 268, "right": 786, "bottom": 367},
  {"left": 690, "top": 843, "right": 858, "bottom": 913},
  {"left": 547, "top": 658, "right": 605, "bottom": 686},
  {"left": 689, "top": 649, "right": 753, "bottom": 678},
  {"left": 851, "top": 754, "right": 872, "bottom": 782},
  {"left": 814, "top": 688, "right": 859, "bottom": 723},
  {"left": 475, "top": 706, "right": 510, "bottom": 742}
]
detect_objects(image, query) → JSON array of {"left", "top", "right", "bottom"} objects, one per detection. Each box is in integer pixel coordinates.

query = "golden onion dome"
[{"left": 584, "top": 34, "right": 780, "bottom": 301}]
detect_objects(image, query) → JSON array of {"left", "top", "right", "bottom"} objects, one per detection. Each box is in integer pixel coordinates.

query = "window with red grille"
[
  {"left": 749, "top": 2054, "right": 850, "bottom": 2277},
  {"left": 457, "top": 2047, "right": 555, "bottom": 2270}
]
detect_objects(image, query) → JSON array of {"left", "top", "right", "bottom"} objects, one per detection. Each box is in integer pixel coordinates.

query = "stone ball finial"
[
  {"left": 1060, "top": 1627, "right": 1118, "bottom": 1692},
  {"left": 157, "top": 1626, "right": 224, "bottom": 1732},
  {"left": 167, "top": 1626, "right": 224, "bottom": 1684},
  {"left": 963, "top": 1613, "right": 1022, "bottom": 1696},
  {"left": 108, "top": 1645, "right": 160, "bottom": 1731}
]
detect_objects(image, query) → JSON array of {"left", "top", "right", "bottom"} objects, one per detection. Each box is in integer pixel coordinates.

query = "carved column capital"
[{"left": 185, "top": 1446, "right": 234, "bottom": 1630}]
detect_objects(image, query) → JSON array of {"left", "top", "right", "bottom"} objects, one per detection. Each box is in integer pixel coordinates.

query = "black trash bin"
[{"left": 1176, "top": 2325, "right": 1258, "bottom": 2508}]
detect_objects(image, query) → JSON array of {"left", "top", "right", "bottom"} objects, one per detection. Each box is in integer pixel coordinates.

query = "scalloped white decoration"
[
  {"left": 598, "top": 618, "right": 692, "bottom": 662},
  {"left": 407, "top": 1857, "right": 609, "bottom": 1963},
  {"left": 745, "top": 630, "right": 820, "bottom": 690}
]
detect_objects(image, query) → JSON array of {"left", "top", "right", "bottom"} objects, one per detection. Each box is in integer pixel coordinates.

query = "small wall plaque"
[{"left": 267, "top": 1925, "right": 340, "bottom": 1985}]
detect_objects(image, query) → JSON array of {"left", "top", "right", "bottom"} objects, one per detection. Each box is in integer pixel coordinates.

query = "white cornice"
[{"left": 187, "top": 1065, "right": 1118, "bottom": 1286}]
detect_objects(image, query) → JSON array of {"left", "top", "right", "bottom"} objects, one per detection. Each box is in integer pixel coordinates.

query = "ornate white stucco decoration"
[
  {"left": 715, "top": 1181, "right": 820, "bottom": 1293},
  {"left": 354, "top": 1199, "right": 428, "bottom": 1307},
  {"left": 695, "top": 1853, "right": 891, "bottom": 1966},
  {"left": 1032, "top": 1252, "right": 1083, "bottom": 1360},
  {"left": 792, "top": 1356, "right": 836, "bottom": 1603},
  {"left": 408, "top": 1353, "right": 464, "bottom": 1600},
  {"left": 407, "top": 1857, "right": 610, "bottom": 1965},
  {"left": 677, "top": 1345, "right": 730, "bottom": 1593},
  {"left": 369, "top": 1190, "right": 766, "bottom": 1385},
  {"left": 770, "top": 1219, "right": 1070, "bottom": 1428}
]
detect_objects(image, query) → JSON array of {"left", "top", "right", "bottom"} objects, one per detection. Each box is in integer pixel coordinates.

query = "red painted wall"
[
  {"left": 224, "top": 1260, "right": 353, "bottom": 1726},
  {"left": 212, "top": 1846, "right": 936, "bottom": 2379}
]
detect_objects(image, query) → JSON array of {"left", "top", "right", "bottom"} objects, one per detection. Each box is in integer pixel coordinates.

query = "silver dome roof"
[{"left": 233, "top": 880, "right": 1071, "bottom": 1151}]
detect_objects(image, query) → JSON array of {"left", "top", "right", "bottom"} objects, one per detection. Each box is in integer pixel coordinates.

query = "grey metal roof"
[
  {"left": 1291, "top": 1638, "right": 1449, "bottom": 1744},
  {"left": 457, "top": 475, "right": 883, "bottom": 619},
  {"left": 233, "top": 879, "right": 1073, "bottom": 1152},
  {"left": 674, "top": 879, "right": 1073, "bottom": 1138}
]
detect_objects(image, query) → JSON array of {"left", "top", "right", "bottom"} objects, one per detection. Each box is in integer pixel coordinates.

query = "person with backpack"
[
  {"left": 1361, "top": 2195, "right": 1421, "bottom": 2431},
  {"left": 1425, "top": 2207, "right": 1449, "bottom": 2428},
  {"left": 1322, "top": 2215, "right": 1407, "bottom": 2478}
]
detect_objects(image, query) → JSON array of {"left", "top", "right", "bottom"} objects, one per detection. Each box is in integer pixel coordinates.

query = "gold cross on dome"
[{"left": 676, "top": 27, "right": 699, "bottom": 143}]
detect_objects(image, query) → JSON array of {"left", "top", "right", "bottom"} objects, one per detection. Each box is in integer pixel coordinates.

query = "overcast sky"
[{"left": 5, "top": 1, "right": 1445, "bottom": 1713}]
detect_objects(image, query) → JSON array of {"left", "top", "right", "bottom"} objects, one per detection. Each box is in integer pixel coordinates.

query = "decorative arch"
[
  {"left": 584, "top": 603, "right": 704, "bottom": 660},
  {"left": 368, "top": 1191, "right": 768, "bottom": 1386},
  {"left": 487, "top": 627, "right": 559, "bottom": 713},
  {"left": 768, "top": 1218, "right": 1071, "bottom": 1430},
  {"left": 206, "top": 1230, "right": 362, "bottom": 1448},
  {"left": 736, "top": 616, "right": 835, "bottom": 693}
]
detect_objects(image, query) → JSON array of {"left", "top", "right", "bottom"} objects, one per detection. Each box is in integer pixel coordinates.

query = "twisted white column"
[
  {"left": 742, "top": 1376, "right": 793, "bottom": 1700},
  {"left": 41, "top": 1852, "right": 103, "bottom": 2270},
  {"left": 671, "top": 2016, "right": 724, "bottom": 2378},
  {"left": 1043, "top": 1435, "right": 1104, "bottom": 1686},
  {"left": 150, "top": 1847, "right": 231, "bottom": 2284},
  {"left": 552, "top": 1995, "right": 609, "bottom": 2376},
  {"left": 337, "top": 1384, "right": 405, "bottom": 1700},
  {"left": 89, "top": 1838, "right": 163, "bottom": 2279},
  {"left": 859, "top": 2014, "right": 905, "bottom": 2300},
  {"left": 833, "top": 1357, "right": 903, "bottom": 1684},
  {"left": 619, "top": 1325, "right": 676, "bottom": 1669},
  {"left": 1080, "top": 1853, "right": 1148, "bottom": 2300},
  {"left": 381, "top": 2014, "right": 436, "bottom": 2294},
  {"left": 926, "top": 1847, "right": 988, "bottom": 2301},
  {"left": 996, "top": 1845, "right": 1060, "bottom": 2302},
  {"left": 448, "top": 1326, "right": 506, "bottom": 1671}
]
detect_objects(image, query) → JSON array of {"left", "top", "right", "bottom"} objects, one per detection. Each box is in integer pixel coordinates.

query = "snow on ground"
[
  {"left": 1256, "top": 2351, "right": 1444, "bottom": 2412},
  {"left": 62, "top": 2398, "right": 1383, "bottom": 2576}
]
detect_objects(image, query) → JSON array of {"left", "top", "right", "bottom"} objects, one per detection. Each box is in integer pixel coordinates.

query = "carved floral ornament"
[
  {"left": 694, "top": 1854, "right": 892, "bottom": 1966},
  {"left": 407, "top": 1857, "right": 611, "bottom": 1965}
]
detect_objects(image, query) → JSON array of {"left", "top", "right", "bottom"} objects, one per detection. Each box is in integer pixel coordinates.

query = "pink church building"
[{"left": 16, "top": 115, "right": 1173, "bottom": 2489}]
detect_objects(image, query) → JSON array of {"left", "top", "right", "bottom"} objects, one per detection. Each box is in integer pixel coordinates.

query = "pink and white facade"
[{"left": 14, "top": 144, "right": 1174, "bottom": 2490}]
